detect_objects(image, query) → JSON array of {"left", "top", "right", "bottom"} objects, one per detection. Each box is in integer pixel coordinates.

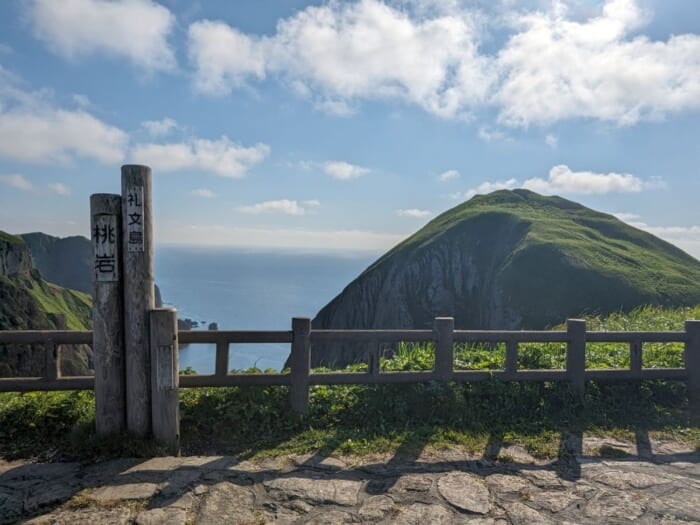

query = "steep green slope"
[
  {"left": 0, "top": 232, "right": 92, "bottom": 376},
  {"left": 313, "top": 190, "right": 700, "bottom": 366}
]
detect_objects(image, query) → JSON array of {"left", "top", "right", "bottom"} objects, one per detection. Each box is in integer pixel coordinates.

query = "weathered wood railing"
[
  {"left": 0, "top": 330, "right": 93, "bottom": 391},
  {"left": 3, "top": 317, "right": 696, "bottom": 414}
]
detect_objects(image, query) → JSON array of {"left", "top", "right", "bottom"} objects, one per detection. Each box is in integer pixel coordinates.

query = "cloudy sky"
[{"left": 0, "top": 0, "right": 698, "bottom": 256}]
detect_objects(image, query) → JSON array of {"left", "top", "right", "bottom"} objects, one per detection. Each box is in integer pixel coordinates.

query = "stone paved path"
[{"left": 1, "top": 436, "right": 698, "bottom": 524}]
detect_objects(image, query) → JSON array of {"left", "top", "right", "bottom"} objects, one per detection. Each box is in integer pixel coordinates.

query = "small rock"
[
  {"left": 503, "top": 501, "right": 554, "bottom": 525},
  {"left": 290, "top": 499, "right": 314, "bottom": 513},
  {"left": 385, "top": 503, "right": 454, "bottom": 525},
  {"left": 166, "top": 492, "right": 195, "bottom": 511},
  {"left": 24, "top": 507, "right": 133, "bottom": 525},
  {"left": 529, "top": 490, "right": 581, "bottom": 513},
  {"left": 358, "top": 495, "right": 394, "bottom": 520},
  {"left": 135, "top": 507, "right": 186, "bottom": 525},
  {"left": 304, "top": 509, "right": 356, "bottom": 524},
  {"left": 388, "top": 474, "right": 433, "bottom": 494},
  {"left": 264, "top": 475, "right": 362, "bottom": 506},
  {"left": 592, "top": 469, "right": 669, "bottom": 489},
  {"left": 437, "top": 472, "right": 491, "bottom": 514},
  {"left": 522, "top": 470, "right": 570, "bottom": 489},
  {"left": 197, "top": 482, "right": 257, "bottom": 525},
  {"left": 584, "top": 491, "right": 646, "bottom": 520},
  {"left": 647, "top": 487, "right": 700, "bottom": 521},
  {"left": 485, "top": 474, "right": 532, "bottom": 494},
  {"left": 89, "top": 482, "right": 159, "bottom": 503}
]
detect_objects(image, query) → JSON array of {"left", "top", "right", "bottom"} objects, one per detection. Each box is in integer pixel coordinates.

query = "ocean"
[{"left": 154, "top": 246, "right": 376, "bottom": 373}]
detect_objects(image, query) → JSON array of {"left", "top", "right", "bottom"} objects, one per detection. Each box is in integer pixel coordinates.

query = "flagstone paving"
[{"left": 1, "top": 436, "right": 698, "bottom": 524}]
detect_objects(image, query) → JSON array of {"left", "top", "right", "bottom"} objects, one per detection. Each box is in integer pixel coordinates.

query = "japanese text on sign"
[
  {"left": 93, "top": 215, "right": 119, "bottom": 282},
  {"left": 126, "top": 186, "right": 144, "bottom": 252}
]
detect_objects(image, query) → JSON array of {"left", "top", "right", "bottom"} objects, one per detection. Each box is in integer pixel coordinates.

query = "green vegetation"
[
  {"left": 0, "top": 305, "right": 698, "bottom": 461},
  {"left": 0, "top": 231, "right": 23, "bottom": 245},
  {"left": 24, "top": 277, "right": 92, "bottom": 331}
]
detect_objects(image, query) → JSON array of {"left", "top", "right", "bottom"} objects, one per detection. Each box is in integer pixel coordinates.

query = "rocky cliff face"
[
  {"left": 0, "top": 234, "right": 33, "bottom": 277},
  {"left": 311, "top": 190, "right": 700, "bottom": 367}
]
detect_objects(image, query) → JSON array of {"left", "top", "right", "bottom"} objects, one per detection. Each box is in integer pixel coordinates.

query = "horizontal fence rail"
[
  {"left": 0, "top": 319, "right": 698, "bottom": 419},
  {"left": 0, "top": 330, "right": 94, "bottom": 392}
]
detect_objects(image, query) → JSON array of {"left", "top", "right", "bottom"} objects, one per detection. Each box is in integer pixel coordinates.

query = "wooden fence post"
[
  {"left": 504, "top": 340, "right": 518, "bottom": 379},
  {"left": 685, "top": 320, "right": 700, "bottom": 421},
  {"left": 91, "top": 193, "right": 126, "bottom": 435},
  {"left": 434, "top": 317, "right": 454, "bottom": 381},
  {"left": 290, "top": 317, "right": 311, "bottom": 414},
  {"left": 566, "top": 319, "right": 586, "bottom": 395},
  {"left": 122, "top": 165, "right": 155, "bottom": 436},
  {"left": 150, "top": 308, "right": 179, "bottom": 454}
]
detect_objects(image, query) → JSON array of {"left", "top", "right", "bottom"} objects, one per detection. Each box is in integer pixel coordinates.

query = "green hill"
[
  {"left": 0, "top": 231, "right": 92, "bottom": 377},
  {"left": 313, "top": 189, "right": 700, "bottom": 366}
]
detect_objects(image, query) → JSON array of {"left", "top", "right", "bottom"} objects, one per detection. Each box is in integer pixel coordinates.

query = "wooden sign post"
[
  {"left": 90, "top": 193, "right": 126, "bottom": 435},
  {"left": 150, "top": 308, "right": 179, "bottom": 454},
  {"left": 122, "top": 165, "right": 155, "bottom": 436}
]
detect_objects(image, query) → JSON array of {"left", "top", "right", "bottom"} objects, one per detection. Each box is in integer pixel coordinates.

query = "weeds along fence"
[
  {"left": 1, "top": 164, "right": 699, "bottom": 454},
  {"left": 1, "top": 317, "right": 699, "bottom": 419}
]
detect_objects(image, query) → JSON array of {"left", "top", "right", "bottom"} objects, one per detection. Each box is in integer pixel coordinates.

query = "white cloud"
[
  {"left": 237, "top": 199, "right": 312, "bottom": 216},
  {"left": 613, "top": 212, "right": 641, "bottom": 222},
  {"left": 495, "top": 0, "right": 700, "bottom": 126},
  {"left": 48, "top": 182, "right": 71, "bottom": 195},
  {"left": 462, "top": 164, "right": 664, "bottom": 199},
  {"left": 0, "top": 71, "right": 127, "bottom": 165},
  {"left": 187, "top": 19, "right": 267, "bottom": 94},
  {"left": 397, "top": 208, "right": 432, "bottom": 218},
  {"left": 191, "top": 188, "right": 216, "bottom": 198},
  {"left": 523, "top": 164, "right": 650, "bottom": 194},
  {"left": 142, "top": 117, "right": 178, "bottom": 137},
  {"left": 28, "top": 0, "right": 176, "bottom": 71},
  {"left": 186, "top": 0, "right": 700, "bottom": 125},
  {"left": 314, "top": 99, "right": 355, "bottom": 117},
  {"left": 303, "top": 199, "right": 321, "bottom": 207},
  {"left": 323, "top": 161, "right": 370, "bottom": 180},
  {"left": 158, "top": 222, "right": 406, "bottom": 251},
  {"left": 0, "top": 174, "right": 32, "bottom": 191},
  {"left": 545, "top": 134, "right": 558, "bottom": 148},
  {"left": 131, "top": 137, "right": 270, "bottom": 178},
  {"left": 438, "top": 169, "right": 460, "bottom": 182},
  {"left": 477, "top": 126, "right": 508, "bottom": 142},
  {"left": 72, "top": 94, "right": 91, "bottom": 108},
  {"left": 464, "top": 178, "right": 519, "bottom": 199},
  {"left": 0, "top": 108, "right": 127, "bottom": 165},
  {"left": 187, "top": 0, "right": 493, "bottom": 118}
]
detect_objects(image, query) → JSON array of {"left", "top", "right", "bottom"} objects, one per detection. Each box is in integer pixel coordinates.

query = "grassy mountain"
[
  {"left": 313, "top": 190, "right": 700, "bottom": 366},
  {"left": 0, "top": 231, "right": 92, "bottom": 377}
]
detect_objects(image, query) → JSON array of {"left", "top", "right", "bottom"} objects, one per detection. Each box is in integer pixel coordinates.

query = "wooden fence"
[
  {"left": 1, "top": 164, "right": 698, "bottom": 455},
  {"left": 1, "top": 317, "right": 698, "bottom": 406}
]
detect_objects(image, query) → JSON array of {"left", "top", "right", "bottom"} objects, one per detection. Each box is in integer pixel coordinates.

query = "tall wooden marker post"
[
  {"left": 91, "top": 193, "right": 126, "bottom": 434},
  {"left": 122, "top": 165, "right": 155, "bottom": 436}
]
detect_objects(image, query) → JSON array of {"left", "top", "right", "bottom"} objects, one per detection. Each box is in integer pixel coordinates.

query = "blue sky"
[{"left": 0, "top": 0, "right": 698, "bottom": 256}]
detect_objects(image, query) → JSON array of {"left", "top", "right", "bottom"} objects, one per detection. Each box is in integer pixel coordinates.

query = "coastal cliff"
[
  {"left": 312, "top": 190, "right": 700, "bottom": 366},
  {"left": 0, "top": 231, "right": 92, "bottom": 376}
]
